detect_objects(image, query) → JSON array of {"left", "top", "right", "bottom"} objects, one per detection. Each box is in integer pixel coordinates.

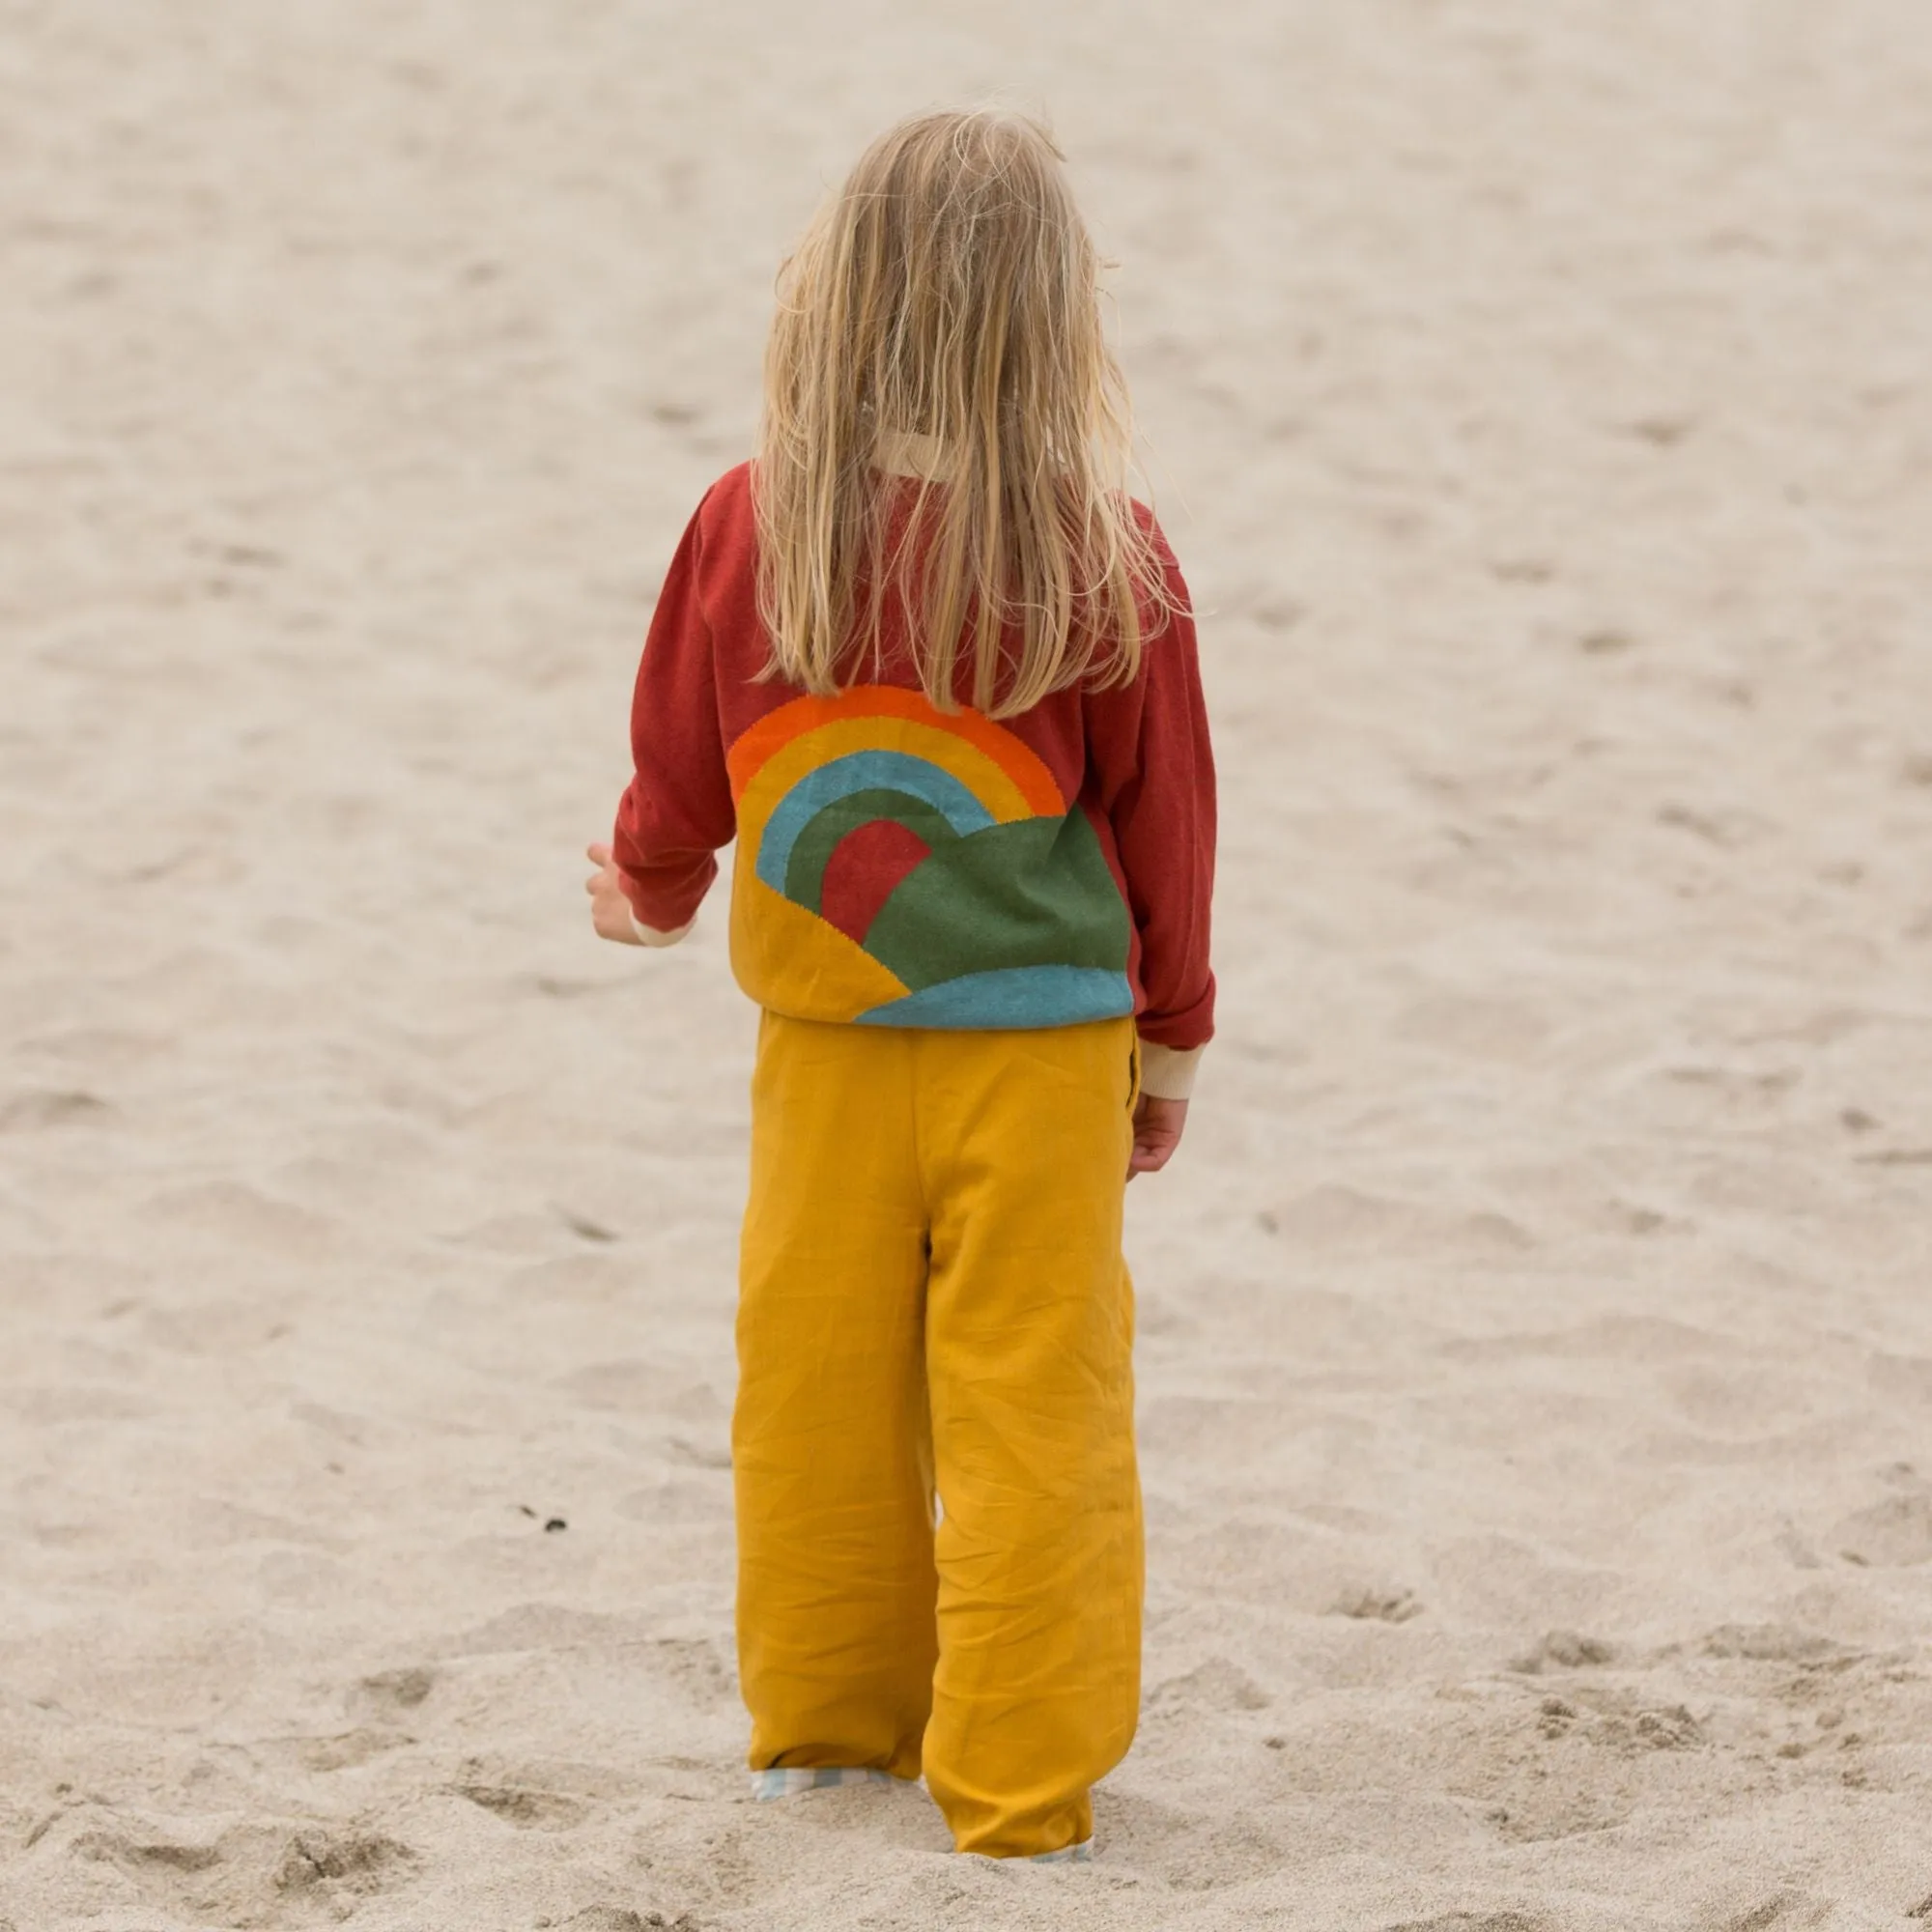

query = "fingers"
[
  {"left": 1126, "top": 1094, "right": 1187, "bottom": 1179},
  {"left": 592, "top": 899, "right": 644, "bottom": 945},
  {"left": 583, "top": 842, "right": 644, "bottom": 947}
]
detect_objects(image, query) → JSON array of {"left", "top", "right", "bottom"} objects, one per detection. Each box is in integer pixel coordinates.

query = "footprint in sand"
[
  {"left": 1508, "top": 1630, "right": 1616, "bottom": 1674},
  {"left": 71, "top": 1830, "right": 223, "bottom": 1877},
  {"left": 274, "top": 1830, "right": 418, "bottom": 1899},
  {"left": 1330, "top": 1586, "right": 1424, "bottom": 1624},
  {"left": 299, "top": 1729, "right": 410, "bottom": 1773},
  {"left": 0, "top": 1089, "right": 113, "bottom": 1130},
  {"left": 1832, "top": 1491, "right": 1932, "bottom": 1568},
  {"left": 455, "top": 1783, "right": 593, "bottom": 1831},
  {"left": 67, "top": 1824, "right": 417, "bottom": 1919},
  {"left": 644, "top": 1636, "right": 737, "bottom": 1711},
  {"left": 1699, "top": 1624, "right": 1844, "bottom": 1664},
  {"left": 1151, "top": 1655, "right": 1271, "bottom": 1712},
  {"left": 354, "top": 1664, "right": 436, "bottom": 1713}
]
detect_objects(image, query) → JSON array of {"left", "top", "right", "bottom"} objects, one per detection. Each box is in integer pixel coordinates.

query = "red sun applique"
[{"left": 818, "top": 819, "right": 933, "bottom": 944}]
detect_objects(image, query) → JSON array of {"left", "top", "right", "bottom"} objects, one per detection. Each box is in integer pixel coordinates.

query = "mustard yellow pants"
[{"left": 733, "top": 1010, "right": 1144, "bottom": 1859}]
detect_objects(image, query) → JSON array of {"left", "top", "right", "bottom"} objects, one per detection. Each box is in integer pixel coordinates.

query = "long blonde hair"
[{"left": 753, "top": 109, "right": 1174, "bottom": 721}]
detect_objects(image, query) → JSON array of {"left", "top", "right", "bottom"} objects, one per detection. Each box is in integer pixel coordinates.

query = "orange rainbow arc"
[{"left": 728, "top": 688, "right": 1065, "bottom": 815}]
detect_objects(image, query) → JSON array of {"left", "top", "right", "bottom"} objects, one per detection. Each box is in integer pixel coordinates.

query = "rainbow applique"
[{"left": 725, "top": 687, "right": 1133, "bottom": 1029}]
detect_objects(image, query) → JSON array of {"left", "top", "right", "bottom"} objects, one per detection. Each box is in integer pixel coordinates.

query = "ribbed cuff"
[
  {"left": 1138, "top": 1040, "right": 1204, "bottom": 1100},
  {"left": 628, "top": 907, "right": 694, "bottom": 948}
]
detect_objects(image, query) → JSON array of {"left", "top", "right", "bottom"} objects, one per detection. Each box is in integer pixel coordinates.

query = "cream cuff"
[
  {"left": 628, "top": 907, "right": 694, "bottom": 949},
  {"left": 1138, "top": 1040, "right": 1205, "bottom": 1101}
]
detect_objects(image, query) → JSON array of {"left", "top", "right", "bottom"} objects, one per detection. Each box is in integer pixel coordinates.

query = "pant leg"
[
  {"left": 915, "top": 1018, "right": 1144, "bottom": 1858},
  {"left": 734, "top": 1010, "right": 939, "bottom": 1778}
]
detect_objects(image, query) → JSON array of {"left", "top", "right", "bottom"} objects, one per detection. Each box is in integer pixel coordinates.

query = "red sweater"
[{"left": 611, "top": 462, "right": 1216, "bottom": 1063}]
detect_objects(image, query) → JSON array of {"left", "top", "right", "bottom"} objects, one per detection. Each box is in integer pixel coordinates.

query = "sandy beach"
[{"left": 4, "top": 2, "right": 1931, "bottom": 1925}]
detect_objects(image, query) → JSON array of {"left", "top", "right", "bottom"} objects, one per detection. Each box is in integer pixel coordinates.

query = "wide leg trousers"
[{"left": 733, "top": 1010, "right": 1144, "bottom": 1859}]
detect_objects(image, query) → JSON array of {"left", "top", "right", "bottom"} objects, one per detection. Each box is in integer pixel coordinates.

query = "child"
[{"left": 584, "top": 108, "right": 1214, "bottom": 1862}]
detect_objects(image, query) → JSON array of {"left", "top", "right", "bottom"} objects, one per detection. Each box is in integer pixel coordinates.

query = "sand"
[{"left": 4, "top": 2, "right": 1931, "bottom": 1926}]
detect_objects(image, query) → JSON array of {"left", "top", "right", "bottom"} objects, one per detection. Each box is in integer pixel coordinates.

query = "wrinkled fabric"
[{"left": 734, "top": 1009, "right": 1144, "bottom": 1859}]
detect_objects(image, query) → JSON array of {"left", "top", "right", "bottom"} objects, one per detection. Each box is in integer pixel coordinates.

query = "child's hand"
[
  {"left": 584, "top": 841, "right": 643, "bottom": 945},
  {"left": 1128, "top": 1094, "right": 1187, "bottom": 1180}
]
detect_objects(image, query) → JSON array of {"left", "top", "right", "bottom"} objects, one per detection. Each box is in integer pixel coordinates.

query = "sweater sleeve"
[
  {"left": 610, "top": 495, "right": 737, "bottom": 936},
  {"left": 1086, "top": 529, "right": 1217, "bottom": 1062}
]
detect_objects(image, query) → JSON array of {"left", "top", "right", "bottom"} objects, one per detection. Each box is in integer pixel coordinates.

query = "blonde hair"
[{"left": 753, "top": 108, "right": 1175, "bottom": 721}]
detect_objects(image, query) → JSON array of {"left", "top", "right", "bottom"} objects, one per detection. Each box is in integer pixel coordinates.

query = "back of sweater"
[{"left": 611, "top": 463, "right": 1217, "bottom": 1064}]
